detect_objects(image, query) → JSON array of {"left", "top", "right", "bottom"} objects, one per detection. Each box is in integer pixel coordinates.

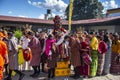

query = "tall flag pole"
[{"left": 68, "top": 0, "right": 74, "bottom": 31}]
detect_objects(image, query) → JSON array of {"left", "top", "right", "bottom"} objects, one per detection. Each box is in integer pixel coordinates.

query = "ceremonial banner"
[{"left": 68, "top": 0, "right": 74, "bottom": 31}]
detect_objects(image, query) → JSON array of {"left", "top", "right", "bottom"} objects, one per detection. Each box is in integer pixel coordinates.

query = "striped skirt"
[
  {"left": 103, "top": 49, "right": 111, "bottom": 74},
  {"left": 8, "top": 52, "right": 18, "bottom": 70},
  {"left": 110, "top": 53, "right": 120, "bottom": 73},
  {"left": 90, "top": 50, "right": 98, "bottom": 77},
  {"left": 97, "top": 53, "right": 105, "bottom": 75}
]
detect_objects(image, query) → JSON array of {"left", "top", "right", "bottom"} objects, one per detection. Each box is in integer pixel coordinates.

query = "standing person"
[
  {"left": 110, "top": 34, "right": 120, "bottom": 74},
  {"left": 44, "top": 34, "right": 56, "bottom": 58},
  {"left": 0, "top": 32, "right": 9, "bottom": 80},
  {"left": 97, "top": 36, "right": 107, "bottom": 76},
  {"left": 89, "top": 32, "right": 99, "bottom": 77},
  {"left": 103, "top": 33, "right": 112, "bottom": 75},
  {"left": 4, "top": 32, "right": 24, "bottom": 80},
  {"left": 68, "top": 34, "right": 81, "bottom": 79},
  {"left": 83, "top": 31, "right": 89, "bottom": 44},
  {"left": 38, "top": 31, "right": 47, "bottom": 73},
  {"left": 61, "top": 35, "right": 70, "bottom": 62},
  {"left": 19, "top": 29, "right": 31, "bottom": 71},
  {"left": 27, "top": 31, "right": 42, "bottom": 77},
  {"left": 47, "top": 42, "right": 58, "bottom": 79},
  {"left": 79, "top": 36, "right": 90, "bottom": 78},
  {"left": 2, "top": 30, "right": 9, "bottom": 76},
  {"left": 43, "top": 34, "right": 56, "bottom": 78}
]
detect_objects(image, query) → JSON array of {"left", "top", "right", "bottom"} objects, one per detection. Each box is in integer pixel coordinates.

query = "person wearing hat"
[{"left": 0, "top": 32, "right": 9, "bottom": 80}]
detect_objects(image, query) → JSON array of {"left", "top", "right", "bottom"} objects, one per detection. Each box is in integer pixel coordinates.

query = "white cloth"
[
  {"left": 64, "top": 42, "right": 69, "bottom": 56},
  {"left": 20, "top": 36, "right": 30, "bottom": 49},
  {"left": 55, "top": 31, "right": 69, "bottom": 46},
  {"left": 10, "top": 36, "right": 18, "bottom": 51}
]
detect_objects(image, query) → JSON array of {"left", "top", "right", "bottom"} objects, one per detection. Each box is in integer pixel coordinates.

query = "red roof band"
[{"left": 0, "top": 15, "right": 120, "bottom": 25}]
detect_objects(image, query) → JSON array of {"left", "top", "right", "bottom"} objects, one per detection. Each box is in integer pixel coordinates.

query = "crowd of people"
[{"left": 0, "top": 28, "right": 120, "bottom": 80}]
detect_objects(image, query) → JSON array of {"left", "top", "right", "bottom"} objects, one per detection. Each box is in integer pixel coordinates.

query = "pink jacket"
[{"left": 45, "top": 39, "right": 56, "bottom": 57}]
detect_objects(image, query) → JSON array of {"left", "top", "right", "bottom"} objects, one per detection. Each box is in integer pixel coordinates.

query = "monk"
[{"left": 0, "top": 32, "right": 9, "bottom": 80}]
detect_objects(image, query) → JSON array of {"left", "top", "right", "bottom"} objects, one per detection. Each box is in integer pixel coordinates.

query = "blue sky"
[{"left": 0, "top": 0, "right": 120, "bottom": 19}]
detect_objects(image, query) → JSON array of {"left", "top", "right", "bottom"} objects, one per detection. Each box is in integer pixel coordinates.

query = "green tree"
[
  {"left": 14, "top": 30, "right": 23, "bottom": 40},
  {"left": 65, "top": 0, "right": 103, "bottom": 20}
]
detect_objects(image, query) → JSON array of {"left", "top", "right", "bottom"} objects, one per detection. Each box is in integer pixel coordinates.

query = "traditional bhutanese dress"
[
  {"left": 97, "top": 41, "right": 107, "bottom": 75},
  {"left": 45, "top": 39, "right": 56, "bottom": 57},
  {"left": 40, "top": 38, "right": 47, "bottom": 64},
  {"left": 103, "top": 39, "right": 112, "bottom": 74},
  {"left": 8, "top": 36, "right": 18, "bottom": 70},
  {"left": 110, "top": 40, "right": 120, "bottom": 73},
  {"left": 47, "top": 46, "right": 58, "bottom": 68},
  {"left": 69, "top": 37, "right": 81, "bottom": 67},
  {"left": 90, "top": 36, "right": 98, "bottom": 77},
  {"left": 28, "top": 36, "right": 42, "bottom": 66},
  {"left": 79, "top": 41, "right": 90, "bottom": 76},
  {"left": 19, "top": 36, "right": 30, "bottom": 70}
]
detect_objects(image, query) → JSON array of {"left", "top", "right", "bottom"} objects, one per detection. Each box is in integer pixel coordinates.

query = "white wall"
[{"left": 89, "top": 25, "right": 115, "bottom": 33}]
